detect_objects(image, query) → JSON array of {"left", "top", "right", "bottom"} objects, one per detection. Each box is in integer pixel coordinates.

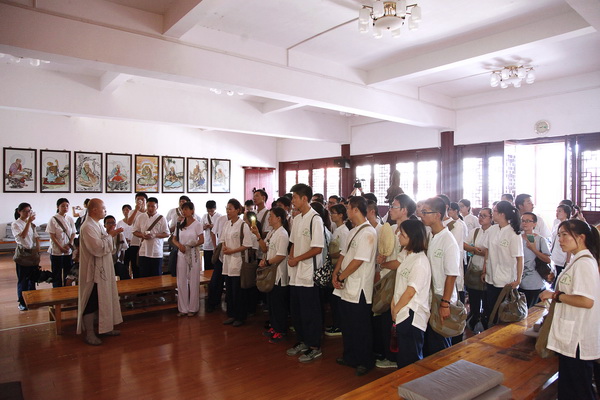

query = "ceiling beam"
[
  {"left": 564, "top": 0, "right": 600, "bottom": 31},
  {"left": 260, "top": 100, "right": 303, "bottom": 114},
  {"left": 163, "top": 0, "right": 205, "bottom": 38},
  {"left": 99, "top": 72, "right": 130, "bottom": 93}
]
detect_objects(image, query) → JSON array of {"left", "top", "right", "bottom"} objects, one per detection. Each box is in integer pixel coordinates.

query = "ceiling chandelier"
[
  {"left": 490, "top": 65, "right": 536, "bottom": 89},
  {"left": 358, "top": 1, "right": 421, "bottom": 38},
  {"left": 0, "top": 52, "right": 49, "bottom": 67}
]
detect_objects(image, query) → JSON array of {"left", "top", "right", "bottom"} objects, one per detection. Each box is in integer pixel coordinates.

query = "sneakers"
[
  {"left": 298, "top": 348, "right": 322, "bottom": 363},
  {"left": 324, "top": 327, "right": 342, "bottom": 337},
  {"left": 223, "top": 317, "right": 235, "bottom": 325},
  {"left": 232, "top": 320, "right": 244, "bottom": 327},
  {"left": 263, "top": 328, "right": 275, "bottom": 338},
  {"left": 375, "top": 359, "right": 397, "bottom": 369},
  {"left": 286, "top": 342, "right": 308, "bottom": 356},
  {"left": 356, "top": 365, "right": 372, "bottom": 376},
  {"left": 269, "top": 332, "right": 286, "bottom": 344},
  {"left": 18, "top": 303, "right": 27, "bottom": 311}
]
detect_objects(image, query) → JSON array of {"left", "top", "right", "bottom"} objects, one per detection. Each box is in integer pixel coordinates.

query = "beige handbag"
[
  {"left": 429, "top": 292, "right": 467, "bottom": 338},
  {"left": 372, "top": 270, "right": 397, "bottom": 314},
  {"left": 488, "top": 285, "right": 528, "bottom": 327}
]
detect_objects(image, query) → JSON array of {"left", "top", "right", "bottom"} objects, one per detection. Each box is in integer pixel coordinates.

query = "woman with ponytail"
[
  {"left": 481, "top": 200, "right": 524, "bottom": 327},
  {"left": 539, "top": 219, "right": 600, "bottom": 400}
]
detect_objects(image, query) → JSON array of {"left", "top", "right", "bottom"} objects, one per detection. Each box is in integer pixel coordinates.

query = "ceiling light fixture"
[
  {"left": 209, "top": 88, "right": 244, "bottom": 96},
  {"left": 0, "top": 52, "right": 49, "bottom": 67},
  {"left": 490, "top": 65, "right": 535, "bottom": 89},
  {"left": 358, "top": 1, "right": 421, "bottom": 38}
]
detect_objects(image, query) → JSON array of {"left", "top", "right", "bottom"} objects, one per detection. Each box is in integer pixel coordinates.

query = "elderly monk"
[{"left": 76, "top": 198, "right": 124, "bottom": 345}]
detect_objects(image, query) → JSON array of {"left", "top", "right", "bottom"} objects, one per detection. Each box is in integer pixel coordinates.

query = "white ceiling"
[{"left": 0, "top": 0, "right": 599, "bottom": 135}]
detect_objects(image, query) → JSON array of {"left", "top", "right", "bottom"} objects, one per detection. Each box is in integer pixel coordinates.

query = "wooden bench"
[
  {"left": 23, "top": 270, "right": 213, "bottom": 334},
  {"left": 336, "top": 305, "right": 558, "bottom": 400}
]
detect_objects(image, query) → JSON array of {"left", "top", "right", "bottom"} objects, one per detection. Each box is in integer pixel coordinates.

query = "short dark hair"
[
  {"left": 179, "top": 195, "right": 191, "bottom": 202},
  {"left": 290, "top": 183, "right": 312, "bottom": 201},
  {"left": 206, "top": 200, "right": 216, "bottom": 209},
  {"left": 459, "top": 199, "right": 471, "bottom": 210},
  {"left": 437, "top": 194, "right": 450, "bottom": 208},
  {"left": 312, "top": 193, "right": 324, "bottom": 204},
  {"left": 104, "top": 215, "right": 116, "bottom": 224},
  {"left": 56, "top": 198, "right": 69, "bottom": 207},
  {"left": 147, "top": 197, "right": 158, "bottom": 204},
  {"left": 400, "top": 220, "right": 427, "bottom": 253},
  {"left": 349, "top": 196, "right": 368, "bottom": 217},
  {"left": 276, "top": 196, "right": 291, "bottom": 208},
  {"left": 395, "top": 194, "right": 416, "bottom": 217},
  {"left": 181, "top": 201, "right": 194, "bottom": 211},
  {"left": 425, "top": 197, "right": 446, "bottom": 220},
  {"left": 244, "top": 199, "right": 255, "bottom": 207},
  {"left": 522, "top": 211, "right": 537, "bottom": 223},
  {"left": 362, "top": 192, "right": 377, "bottom": 203},
  {"left": 254, "top": 189, "right": 268, "bottom": 202},
  {"left": 502, "top": 193, "right": 514, "bottom": 201},
  {"left": 122, "top": 204, "right": 132, "bottom": 211},
  {"left": 135, "top": 192, "right": 148, "bottom": 200},
  {"left": 83, "top": 198, "right": 91, "bottom": 206},
  {"left": 228, "top": 198, "right": 243, "bottom": 214},
  {"left": 328, "top": 195, "right": 341, "bottom": 203},
  {"left": 514, "top": 193, "right": 531, "bottom": 210}
]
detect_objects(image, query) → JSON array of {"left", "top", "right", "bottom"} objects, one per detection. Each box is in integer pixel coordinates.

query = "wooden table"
[
  {"left": 23, "top": 271, "right": 213, "bottom": 334},
  {"left": 336, "top": 305, "right": 558, "bottom": 400}
]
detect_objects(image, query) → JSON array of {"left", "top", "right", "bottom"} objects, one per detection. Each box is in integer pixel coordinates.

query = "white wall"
[
  {"left": 350, "top": 121, "right": 440, "bottom": 155},
  {"left": 276, "top": 138, "right": 342, "bottom": 162},
  {"left": 0, "top": 109, "right": 277, "bottom": 231}
]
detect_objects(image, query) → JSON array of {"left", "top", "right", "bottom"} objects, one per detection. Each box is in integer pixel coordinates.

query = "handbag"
[
  {"left": 256, "top": 262, "right": 279, "bottom": 293},
  {"left": 429, "top": 292, "right": 468, "bottom": 338},
  {"left": 372, "top": 270, "right": 397, "bottom": 314},
  {"left": 167, "top": 224, "right": 179, "bottom": 277},
  {"left": 535, "top": 301, "right": 556, "bottom": 358},
  {"left": 211, "top": 243, "right": 223, "bottom": 265},
  {"left": 465, "top": 229, "right": 486, "bottom": 291},
  {"left": 239, "top": 224, "right": 259, "bottom": 289},
  {"left": 14, "top": 245, "right": 40, "bottom": 267},
  {"left": 488, "top": 285, "right": 528, "bottom": 327},
  {"left": 534, "top": 257, "right": 553, "bottom": 282}
]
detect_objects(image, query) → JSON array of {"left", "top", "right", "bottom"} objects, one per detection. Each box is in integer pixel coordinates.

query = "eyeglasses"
[
  {"left": 421, "top": 211, "right": 438, "bottom": 215},
  {"left": 521, "top": 219, "right": 534, "bottom": 223},
  {"left": 389, "top": 205, "right": 401, "bottom": 209},
  {"left": 478, "top": 214, "right": 490, "bottom": 218}
]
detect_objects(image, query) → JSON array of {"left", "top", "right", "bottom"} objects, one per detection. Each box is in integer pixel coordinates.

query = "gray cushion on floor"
[{"left": 397, "top": 360, "right": 504, "bottom": 400}]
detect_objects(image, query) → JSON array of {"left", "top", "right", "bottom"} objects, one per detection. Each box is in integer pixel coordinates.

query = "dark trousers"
[
  {"left": 225, "top": 275, "right": 246, "bottom": 321},
  {"left": 372, "top": 310, "right": 395, "bottom": 361},
  {"left": 16, "top": 263, "right": 36, "bottom": 306},
  {"left": 50, "top": 254, "right": 72, "bottom": 287},
  {"left": 330, "top": 290, "right": 341, "bottom": 329},
  {"left": 114, "top": 262, "right": 130, "bottom": 281},
  {"left": 467, "top": 287, "right": 487, "bottom": 328},
  {"left": 558, "top": 348, "right": 596, "bottom": 400},
  {"left": 129, "top": 246, "right": 140, "bottom": 278},
  {"left": 207, "top": 259, "right": 224, "bottom": 309},
  {"left": 484, "top": 283, "right": 504, "bottom": 328},
  {"left": 290, "top": 285, "right": 322, "bottom": 348},
  {"left": 339, "top": 293, "right": 374, "bottom": 369},
  {"left": 552, "top": 265, "right": 565, "bottom": 290},
  {"left": 203, "top": 250, "right": 214, "bottom": 270},
  {"left": 423, "top": 323, "right": 452, "bottom": 357},
  {"left": 396, "top": 310, "right": 425, "bottom": 369},
  {"left": 519, "top": 288, "right": 542, "bottom": 309},
  {"left": 138, "top": 256, "right": 162, "bottom": 277},
  {"left": 268, "top": 283, "right": 289, "bottom": 334},
  {"left": 84, "top": 284, "right": 98, "bottom": 315}
]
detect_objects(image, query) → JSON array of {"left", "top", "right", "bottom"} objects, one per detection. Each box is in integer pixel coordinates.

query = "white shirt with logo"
[{"left": 483, "top": 224, "right": 524, "bottom": 288}]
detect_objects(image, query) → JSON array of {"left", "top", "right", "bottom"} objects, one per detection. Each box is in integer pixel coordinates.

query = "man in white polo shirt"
[
  {"left": 286, "top": 183, "right": 325, "bottom": 363},
  {"left": 420, "top": 196, "right": 461, "bottom": 356},
  {"left": 133, "top": 197, "right": 170, "bottom": 277},
  {"left": 333, "top": 196, "right": 377, "bottom": 376}
]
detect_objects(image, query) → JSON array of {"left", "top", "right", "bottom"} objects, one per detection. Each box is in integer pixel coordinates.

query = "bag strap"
[
  {"left": 488, "top": 284, "right": 513, "bottom": 325},
  {"left": 558, "top": 254, "right": 595, "bottom": 288},
  {"left": 53, "top": 215, "right": 69, "bottom": 235},
  {"left": 345, "top": 223, "right": 370, "bottom": 253},
  {"left": 259, "top": 210, "right": 268, "bottom": 236},
  {"left": 309, "top": 214, "right": 320, "bottom": 270},
  {"left": 207, "top": 213, "right": 212, "bottom": 225},
  {"left": 473, "top": 227, "right": 480, "bottom": 243},
  {"left": 447, "top": 220, "right": 456, "bottom": 231},
  {"left": 146, "top": 214, "right": 163, "bottom": 232}
]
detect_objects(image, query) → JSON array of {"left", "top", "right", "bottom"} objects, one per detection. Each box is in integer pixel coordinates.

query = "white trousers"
[{"left": 176, "top": 252, "right": 202, "bottom": 313}]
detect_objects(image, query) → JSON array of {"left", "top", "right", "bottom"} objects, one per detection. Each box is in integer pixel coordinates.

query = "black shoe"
[
  {"left": 336, "top": 358, "right": 351, "bottom": 367},
  {"left": 356, "top": 365, "right": 372, "bottom": 376}
]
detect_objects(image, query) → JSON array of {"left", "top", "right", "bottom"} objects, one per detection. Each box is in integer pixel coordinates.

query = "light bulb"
[
  {"left": 373, "top": 26, "right": 383, "bottom": 39},
  {"left": 359, "top": 20, "right": 369, "bottom": 33},
  {"left": 391, "top": 28, "right": 401, "bottom": 38},
  {"left": 29, "top": 59, "right": 41, "bottom": 67},
  {"left": 410, "top": 5, "right": 421, "bottom": 22},
  {"left": 500, "top": 81, "right": 508, "bottom": 89},
  {"left": 490, "top": 74, "right": 500, "bottom": 87},
  {"left": 396, "top": 0, "right": 407, "bottom": 17},
  {"left": 359, "top": 7, "right": 371, "bottom": 23},
  {"left": 373, "top": 1, "right": 384, "bottom": 18}
]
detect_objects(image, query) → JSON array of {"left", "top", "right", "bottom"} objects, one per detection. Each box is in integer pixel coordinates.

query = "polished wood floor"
[{"left": 0, "top": 253, "right": 393, "bottom": 399}]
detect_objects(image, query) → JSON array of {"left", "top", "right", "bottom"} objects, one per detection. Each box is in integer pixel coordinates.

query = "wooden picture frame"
[
  {"left": 161, "top": 156, "right": 185, "bottom": 193},
  {"left": 3, "top": 147, "right": 36, "bottom": 193},
  {"left": 135, "top": 154, "right": 159, "bottom": 193},
  {"left": 211, "top": 158, "right": 231, "bottom": 193},
  {"left": 40, "top": 149, "right": 71, "bottom": 193},
  {"left": 187, "top": 157, "right": 208, "bottom": 193},
  {"left": 106, "top": 153, "right": 132, "bottom": 193},
  {"left": 74, "top": 151, "right": 102, "bottom": 193}
]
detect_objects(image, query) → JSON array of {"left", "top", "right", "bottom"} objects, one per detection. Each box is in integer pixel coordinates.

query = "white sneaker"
[
  {"left": 298, "top": 348, "right": 322, "bottom": 363},
  {"left": 375, "top": 359, "right": 397, "bottom": 368},
  {"left": 286, "top": 342, "right": 308, "bottom": 356}
]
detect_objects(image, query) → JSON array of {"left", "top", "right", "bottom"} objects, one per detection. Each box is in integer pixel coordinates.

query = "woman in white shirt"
[
  {"left": 482, "top": 200, "right": 524, "bottom": 328},
  {"left": 11, "top": 203, "right": 40, "bottom": 311},
  {"left": 540, "top": 220, "right": 600, "bottom": 400},
  {"left": 252, "top": 207, "right": 290, "bottom": 343},
  {"left": 221, "top": 199, "right": 253, "bottom": 327},
  {"left": 171, "top": 201, "right": 204, "bottom": 317},
  {"left": 459, "top": 198, "right": 480, "bottom": 235},
  {"left": 390, "top": 219, "right": 431, "bottom": 369},
  {"left": 519, "top": 212, "right": 551, "bottom": 308},
  {"left": 47, "top": 198, "right": 76, "bottom": 287},
  {"left": 550, "top": 204, "right": 571, "bottom": 288}
]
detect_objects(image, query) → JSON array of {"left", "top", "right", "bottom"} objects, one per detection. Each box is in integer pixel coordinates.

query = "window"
[
  {"left": 326, "top": 167, "right": 341, "bottom": 197},
  {"left": 374, "top": 163, "right": 390, "bottom": 205},
  {"left": 396, "top": 162, "right": 415, "bottom": 200},
  {"left": 355, "top": 165, "right": 372, "bottom": 193},
  {"left": 312, "top": 168, "right": 325, "bottom": 197},
  {"left": 462, "top": 158, "right": 483, "bottom": 207},
  {"left": 285, "top": 170, "right": 297, "bottom": 193},
  {"left": 297, "top": 169, "right": 309, "bottom": 186},
  {"left": 580, "top": 149, "right": 600, "bottom": 211},
  {"left": 416, "top": 160, "right": 437, "bottom": 200},
  {"left": 488, "top": 156, "right": 503, "bottom": 204}
]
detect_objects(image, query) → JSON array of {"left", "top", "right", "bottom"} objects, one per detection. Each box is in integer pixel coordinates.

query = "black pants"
[
  {"left": 466, "top": 287, "right": 487, "bottom": 328},
  {"left": 558, "top": 348, "right": 596, "bottom": 400},
  {"left": 372, "top": 309, "right": 395, "bottom": 361},
  {"left": 423, "top": 323, "right": 452, "bottom": 357},
  {"left": 339, "top": 293, "right": 374, "bottom": 368},
  {"left": 268, "top": 283, "right": 289, "bottom": 334},
  {"left": 484, "top": 283, "right": 504, "bottom": 328},
  {"left": 207, "top": 259, "right": 224, "bottom": 309},
  {"left": 203, "top": 250, "right": 214, "bottom": 271},
  {"left": 290, "top": 285, "right": 322, "bottom": 348},
  {"left": 129, "top": 246, "right": 140, "bottom": 278},
  {"left": 396, "top": 310, "right": 425, "bottom": 369},
  {"left": 552, "top": 265, "right": 565, "bottom": 290},
  {"left": 518, "top": 288, "right": 542, "bottom": 309},
  {"left": 16, "top": 263, "right": 36, "bottom": 306},
  {"left": 138, "top": 256, "right": 162, "bottom": 277},
  {"left": 50, "top": 254, "right": 72, "bottom": 287},
  {"left": 114, "top": 262, "right": 130, "bottom": 281},
  {"left": 84, "top": 284, "right": 98, "bottom": 315},
  {"left": 225, "top": 275, "right": 246, "bottom": 322}
]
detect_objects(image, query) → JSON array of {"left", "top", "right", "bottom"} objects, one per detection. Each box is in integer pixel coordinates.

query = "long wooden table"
[
  {"left": 23, "top": 271, "right": 213, "bottom": 334},
  {"left": 336, "top": 305, "right": 558, "bottom": 400}
]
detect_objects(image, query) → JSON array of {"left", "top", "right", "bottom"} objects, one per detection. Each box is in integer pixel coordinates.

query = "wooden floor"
[{"left": 0, "top": 253, "right": 393, "bottom": 399}]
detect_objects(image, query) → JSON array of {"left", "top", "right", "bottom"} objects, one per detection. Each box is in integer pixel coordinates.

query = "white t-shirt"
[
  {"left": 129, "top": 210, "right": 144, "bottom": 246},
  {"left": 333, "top": 221, "right": 377, "bottom": 304},
  {"left": 221, "top": 218, "right": 253, "bottom": 277},
  {"left": 547, "top": 250, "right": 600, "bottom": 360},
  {"left": 550, "top": 223, "right": 568, "bottom": 266},
  {"left": 533, "top": 215, "right": 551, "bottom": 239},
  {"left": 201, "top": 212, "right": 222, "bottom": 251},
  {"left": 426, "top": 228, "right": 461, "bottom": 303},
  {"left": 463, "top": 213, "right": 480, "bottom": 235},
  {"left": 330, "top": 223, "right": 349, "bottom": 266},
  {"left": 11, "top": 219, "right": 38, "bottom": 249},
  {"left": 133, "top": 213, "right": 170, "bottom": 258},
  {"left": 444, "top": 218, "right": 468, "bottom": 285},
  {"left": 483, "top": 224, "right": 524, "bottom": 288},
  {"left": 46, "top": 213, "right": 76, "bottom": 255},
  {"left": 265, "top": 226, "right": 289, "bottom": 286},
  {"left": 393, "top": 251, "right": 432, "bottom": 331},
  {"left": 288, "top": 208, "right": 324, "bottom": 288},
  {"left": 117, "top": 219, "right": 133, "bottom": 243},
  {"left": 465, "top": 226, "right": 490, "bottom": 270}
]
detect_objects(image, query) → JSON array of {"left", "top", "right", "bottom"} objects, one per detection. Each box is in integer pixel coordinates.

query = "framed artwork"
[
  {"left": 40, "top": 150, "right": 70, "bottom": 193},
  {"left": 3, "top": 147, "right": 36, "bottom": 193},
  {"left": 162, "top": 156, "right": 184, "bottom": 193},
  {"left": 106, "top": 153, "right": 132, "bottom": 193},
  {"left": 211, "top": 158, "right": 231, "bottom": 193},
  {"left": 187, "top": 157, "right": 208, "bottom": 193},
  {"left": 74, "top": 151, "right": 102, "bottom": 193},
  {"left": 135, "top": 154, "right": 159, "bottom": 193}
]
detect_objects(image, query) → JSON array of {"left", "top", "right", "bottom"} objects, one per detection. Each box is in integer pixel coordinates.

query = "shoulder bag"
[
  {"left": 464, "top": 229, "right": 486, "bottom": 290},
  {"left": 488, "top": 284, "right": 528, "bottom": 327},
  {"left": 534, "top": 237, "right": 553, "bottom": 282},
  {"left": 167, "top": 224, "right": 179, "bottom": 277},
  {"left": 240, "top": 223, "right": 259, "bottom": 289},
  {"left": 256, "top": 232, "right": 281, "bottom": 293},
  {"left": 429, "top": 281, "right": 468, "bottom": 338},
  {"left": 136, "top": 214, "right": 164, "bottom": 265},
  {"left": 53, "top": 216, "right": 74, "bottom": 251},
  {"left": 14, "top": 244, "right": 41, "bottom": 267}
]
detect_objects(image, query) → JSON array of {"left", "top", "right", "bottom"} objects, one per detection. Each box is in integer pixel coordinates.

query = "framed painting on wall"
[
  {"left": 3, "top": 147, "right": 36, "bottom": 193},
  {"left": 135, "top": 154, "right": 159, "bottom": 193},
  {"left": 162, "top": 156, "right": 184, "bottom": 193},
  {"left": 187, "top": 157, "right": 208, "bottom": 193},
  {"left": 106, "top": 153, "right": 132, "bottom": 193},
  {"left": 211, "top": 158, "right": 230, "bottom": 193},
  {"left": 74, "top": 151, "right": 102, "bottom": 193},
  {"left": 40, "top": 149, "right": 70, "bottom": 193}
]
